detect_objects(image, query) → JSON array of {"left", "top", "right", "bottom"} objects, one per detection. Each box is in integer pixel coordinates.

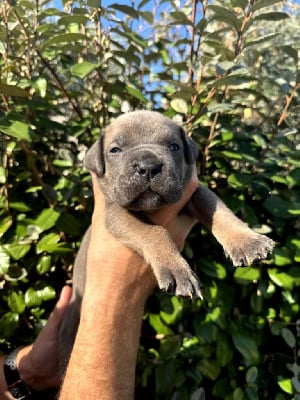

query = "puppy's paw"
[
  {"left": 155, "top": 263, "right": 203, "bottom": 299},
  {"left": 223, "top": 231, "right": 275, "bottom": 267}
]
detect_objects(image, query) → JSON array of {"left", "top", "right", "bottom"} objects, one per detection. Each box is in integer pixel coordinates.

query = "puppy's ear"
[
  {"left": 180, "top": 128, "right": 198, "bottom": 164},
  {"left": 83, "top": 136, "right": 105, "bottom": 177}
]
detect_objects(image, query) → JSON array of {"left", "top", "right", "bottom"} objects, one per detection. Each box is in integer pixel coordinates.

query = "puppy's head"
[{"left": 85, "top": 110, "right": 198, "bottom": 211}]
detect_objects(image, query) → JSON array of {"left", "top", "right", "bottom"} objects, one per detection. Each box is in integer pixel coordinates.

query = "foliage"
[{"left": 0, "top": 0, "right": 300, "bottom": 398}]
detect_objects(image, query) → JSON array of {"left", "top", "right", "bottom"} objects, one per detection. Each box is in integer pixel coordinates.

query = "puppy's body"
[{"left": 59, "top": 111, "right": 274, "bottom": 373}]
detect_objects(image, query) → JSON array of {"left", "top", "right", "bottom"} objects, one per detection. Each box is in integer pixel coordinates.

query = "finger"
[{"left": 39, "top": 286, "right": 72, "bottom": 337}]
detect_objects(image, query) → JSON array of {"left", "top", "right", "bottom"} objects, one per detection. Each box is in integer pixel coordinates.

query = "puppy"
[{"left": 59, "top": 110, "right": 274, "bottom": 372}]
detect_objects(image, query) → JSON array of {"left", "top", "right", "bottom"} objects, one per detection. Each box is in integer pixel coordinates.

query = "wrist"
[
  {"left": 16, "top": 346, "right": 47, "bottom": 391},
  {"left": 3, "top": 346, "right": 34, "bottom": 400}
]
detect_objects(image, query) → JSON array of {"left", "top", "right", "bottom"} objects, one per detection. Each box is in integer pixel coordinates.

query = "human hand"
[{"left": 17, "top": 286, "right": 72, "bottom": 391}]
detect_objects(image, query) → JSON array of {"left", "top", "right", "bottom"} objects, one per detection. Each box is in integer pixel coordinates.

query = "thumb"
[{"left": 39, "top": 286, "right": 72, "bottom": 338}]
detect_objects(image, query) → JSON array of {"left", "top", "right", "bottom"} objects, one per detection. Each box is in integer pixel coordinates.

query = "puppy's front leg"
[
  {"left": 185, "top": 186, "right": 274, "bottom": 266},
  {"left": 105, "top": 202, "right": 202, "bottom": 298}
]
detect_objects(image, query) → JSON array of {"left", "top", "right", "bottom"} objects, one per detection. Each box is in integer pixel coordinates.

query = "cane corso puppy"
[{"left": 59, "top": 110, "right": 274, "bottom": 372}]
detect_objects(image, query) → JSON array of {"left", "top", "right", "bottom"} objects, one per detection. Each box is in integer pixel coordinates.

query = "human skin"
[
  {"left": 0, "top": 286, "right": 72, "bottom": 400},
  {"left": 59, "top": 169, "right": 199, "bottom": 400}
]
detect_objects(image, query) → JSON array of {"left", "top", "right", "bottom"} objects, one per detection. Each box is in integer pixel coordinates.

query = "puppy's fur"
[{"left": 59, "top": 110, "right": 274, "bottom": 372}]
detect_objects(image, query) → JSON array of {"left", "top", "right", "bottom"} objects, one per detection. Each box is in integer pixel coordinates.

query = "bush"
[{"left": 0, "top": 0, "right": 299, "bottom": 398}]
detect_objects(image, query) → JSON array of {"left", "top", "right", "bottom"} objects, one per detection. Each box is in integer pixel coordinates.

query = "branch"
[
  {"left": 277, "top": 82, "right": 300, "bottom": 126},
  {"left": 235, "top": 0, "right": 255, "bottom": 56}
]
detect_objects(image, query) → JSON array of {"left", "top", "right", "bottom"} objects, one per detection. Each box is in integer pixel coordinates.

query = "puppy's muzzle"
[{"left": 133, "top": 158, "right": 163, "bottom": 182}]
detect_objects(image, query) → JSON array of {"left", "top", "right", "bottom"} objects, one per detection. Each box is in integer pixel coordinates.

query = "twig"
[
  {"left": 201, "top": 112, "right": 219, "bottom": 176},
  {"left": 277, "top": 82, "right": 300, "bottom": 126}
]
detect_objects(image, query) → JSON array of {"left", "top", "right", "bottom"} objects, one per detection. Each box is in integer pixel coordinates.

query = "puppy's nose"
[{"left": 134, "top": 160, "right": 163, "bottom": 179}]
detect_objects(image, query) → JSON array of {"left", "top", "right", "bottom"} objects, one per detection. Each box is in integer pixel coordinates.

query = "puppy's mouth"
[{"left": 129, "top": 189, "right": 166, "bottom": 211}]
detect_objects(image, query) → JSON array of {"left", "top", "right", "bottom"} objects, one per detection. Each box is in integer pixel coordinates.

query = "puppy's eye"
[
  {"left": 169, "top": 143, "right": 180, "bottom": 152},
  {"left": 110, "top": 147, "right": 122, "bottom": 153}
]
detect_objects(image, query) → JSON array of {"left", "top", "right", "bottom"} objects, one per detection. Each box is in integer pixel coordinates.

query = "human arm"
[
  {"left": 59, "top": 169, "right": 199, "bottom": 400},
  {"left": 0, "top": 286, "right": 72, "bottom": 400}
]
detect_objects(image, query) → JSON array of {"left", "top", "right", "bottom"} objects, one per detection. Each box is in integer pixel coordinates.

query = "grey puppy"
[{"left": 59, "top": 110, "right": 274, "bottom": 372}]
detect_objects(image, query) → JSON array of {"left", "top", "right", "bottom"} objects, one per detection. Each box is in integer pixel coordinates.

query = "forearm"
[{"left": 59, "top": 251, "right": 155, "bottom": 400}]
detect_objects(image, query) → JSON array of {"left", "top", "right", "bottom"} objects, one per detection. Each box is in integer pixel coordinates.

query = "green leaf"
[
  {"left": 160, "top": 296, "right": 183, "bottom": 325},
  {"left": 0, "top": 83, "right": 28, "bottom": 97},
  {"left": 112, "top": 28, "right": 147, "bottom": 48},
  {"left": 0, "top": 121, "right": 31, "bottom": 141},
  {"left": 25, "top": 285, "right": 55, "bottom": 306},
  {"left": 254, "top": 12, "right": 290, "bottom": 21},
  {"left": 159, "top": 335, "right": 182, "bottom": 359},
  {"left": 0, "top": 246, "right": 10, "bottom": 274},
  {"left": 7, "top": 291, "right": 25, "bottom": 314},
  {"left": 56, "top": 213, "right": 82, "bottom": 236},
  {"left": 268, "top": 269, "right": 294, "bottom": 290},
  {"left": 234, "top": 267, "right": 260, "bottom": 284},
  {"left": 0, "top": 216, "right": 13, "bottom": 237},
  {"left": 86, "top": 0, "right": 99, "bottom": 7},
  {"left": 37, "top": 233, "right": 58, "bottom": 253},
  {"left": 207, "top": 103, "right": 235, "bottom": 113},
  {"left": 155, "top": 359, "right": 182, "bottom": 395},
  {"left": 170, "top": 11, "right": 192, "bottom": 26},
  {"left": 25, "top": 287, "right": 42, "bottom": 307},
  {"left": 109, "top": 3, "right": 139, "bottom": 18},
  {"left": 233, "top": 387, "right": 246, "bottom": 400},
  {"left": 71, "top": 61, "right": 101, "bottom": 79},
  {"left": 250, "top": 292, "right": 264, "bottom": 313},
  {"left": 219, "top": 150, "right": 242, "bottom": 160},
  {"left": 140, "top": 11, "right": 153, "bottom": 24},
  {"left": 278, "top": 378, "right": 293, "bottom": 394},
  {"left": 37, "top": 285, "right": 56, "bottom": 301},
  {"left": 252, "top": 0, "right": 283, "bottom": 12},
  {"left": 34, "top": 208, "right": 60, "bottom": 232},
  {"left": 197, "top": 359, "right": 221, "bottom": 380},
  {"left": 149, "top": 314, "right": 173, "bottom": 335},
  {"left": 273, "top": 248, "right": 292, "bottom": 266},
  {"left": 36, "top": 255, "right": 52, "bottom": 275},
  {"left": 206, "top": 306, "right": 227, "bottom": 329},
  {"left": 0, "top": 312, "right": 19, "bottom": 339},
  {"left": 58, "top": 15, "right": 89, "bottom": 26},
  {"left": 201, "top": 260, "right": 227, "bottom": 279},
  {"left": 191, "top": 388, "right": 206, "bottom": 400},
  {"left": 42, "top": 33, "right": 86, "bottom": 50},
  {"left": 281, "top": 328, "right": 296, "bottom": 348},
  {"left": 214, "top": 74, "right": 256, "bottom": 89},
  {"left": 125, "top": 84, "right": 147, "bottom": 102},
  {"left": 232, "top": 330, "right": 260, "bottom": 365},
  {"left": 244, "top": 33, "right": 279, "bottom": 49},
  {"left": 263, "top": 197, "right": 291, "bottom": 218},
  {"left": 288, "top": 203, "right": 300, "bottom": 215},
  {"left": 32, "top": 77, "right": 47, "bottom": 98},
  {"left": 216, "top": 336, "right": 233, "bottom": 366},
  {"left": 9, "top": 201, "right": 32, "bottom": 211},
  {"left": 37, "top": 233, "right": 72, "bottom": 254},
  {"left": 3, "top": 243, "right": 31, "bottom": 260},
  {"left": 0, "top": 166, "right": 6, "bottom": 183},
  {"left": 170, "top": 98, "right": 188, "bottom": 114},
  {"left": 228, "top": 173, "right": 252, "bottom": 190},
  {"left": 208, "top": 5, "right": 241, "bottom": 31},
  {"left": 246, "top": 366, "right": 258, "bottom": 383}
]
